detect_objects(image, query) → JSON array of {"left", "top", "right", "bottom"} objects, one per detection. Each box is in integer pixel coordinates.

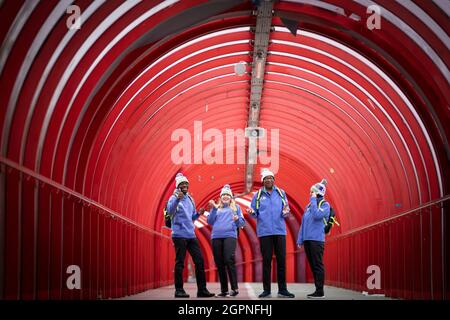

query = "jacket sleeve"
[
  {"left": 310, "top": 197, "right": 330, "bottom": 220},
  {"left": 297, "top": 217, "right": 305, "bottom": 245},
  {"left": 190, "top": 197, "right": 200, "bottom": 221},
  {"left": 207, "top": 207, "right": 218, "bottom": 225},
  {"left": 235, "top": 206, "right": 245, "bottom": 228},
  {"left": 192, "top": 208, "right": 200, "bottom": 221},
  {"left": 167, "top": 195, "right": 179, "bottom": 216},
  {"left": 192, "top": 213, "right": 200, "bottom": 221},
  {"left": 282, "top": 190, "right": 289, "bottom": 207},
  {"left": 250, "top": 193, "right": 258, "bottom": 218}
]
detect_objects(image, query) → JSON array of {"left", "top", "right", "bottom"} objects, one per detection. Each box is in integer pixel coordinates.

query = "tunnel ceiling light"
[
  {"left": 234, "top": 61, "right": 247, "bottom": 76},
  {"left": 123, "top": 51, "right": 250, "bottom": 120},
  {"left": 127, "top": 47, "right": 249, "bottom": 98},
  {"left": 254, "top": 58, "right": 265, "bottom": 79},
  {"left": 117, "top": 25, "right": 441, "bottom": 199}
]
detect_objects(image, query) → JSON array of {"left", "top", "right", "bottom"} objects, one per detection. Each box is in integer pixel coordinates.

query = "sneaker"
[
  {"left": 307, "top": 291, "right": 325, "bottom": 299},
  {"left": 197, "top": 289, "right": 215, "bottom": 298},
  {"left": 258, "top": 291, "right": 271, "bottom": 298},
  {"left": 216, "top": 292, "right": 229, "bottom": 297},
  {"left": 174, "top": 289, "right": 190, "bottom": 298},
  {"left": 230, "top": 290, "right": 239, "bottom": 297},
  {"left": 278, "top": 290, "right": 295, "bottom": 298}
]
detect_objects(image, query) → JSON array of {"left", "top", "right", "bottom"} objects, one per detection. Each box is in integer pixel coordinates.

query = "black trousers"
[
  {"left": 259, "top": 235, "right": 287, "bottom": 292},
  {"left": 212, "top": 238, "right": 238, "bottom": 293},
  {"left": 303, "top": 240, "right": 325, "bottom": 294},
  {"left": 172, "top": 237, "right": 207, "bottom": 291}
]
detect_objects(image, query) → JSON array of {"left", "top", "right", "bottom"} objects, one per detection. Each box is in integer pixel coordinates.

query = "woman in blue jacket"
[
  {"left": 297, "top": 179, "right": 330, "bottom": 299},
  {"left": 207, "top": 184, "right": 245, "bottom": 297}
]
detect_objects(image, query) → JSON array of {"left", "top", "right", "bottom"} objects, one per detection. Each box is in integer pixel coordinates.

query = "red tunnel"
[{"left": 0, "top": 0, "right": 448, "bottom": 300}]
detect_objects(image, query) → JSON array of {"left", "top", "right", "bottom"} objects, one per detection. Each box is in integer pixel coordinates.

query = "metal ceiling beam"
[{"left": 244, "top": 0, "right": 274, "bottom": 194}]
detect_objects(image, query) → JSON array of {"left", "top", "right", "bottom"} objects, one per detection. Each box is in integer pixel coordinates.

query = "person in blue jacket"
[
  {"left": 297, "top": 179, "right": 330, "bottom": 299},
  {"left": 166, "top": 173, "right": 215, "bottom": 298},
  {"left": 246, "top": 169, "right": 295, "bottom": 298},
  {"left": 207, "top": 184, "right": 245, "bottom": 297}
]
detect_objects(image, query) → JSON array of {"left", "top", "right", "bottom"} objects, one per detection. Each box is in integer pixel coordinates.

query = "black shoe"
[
  {"left": 175, "top": 290, "right": 190, "bottom": 298},
  {"left": 197, "top": 289, "right": 215, "bottom": 298},
  {"left": 278, "top": 290, "right": 295, "bottom": 298},
  {"left": 216, "top": 292, "right": 229, "bottom": 297},
  {"left": 230, "top": 290, "right": 239, "bottom": 297},
  {"left": 258, "top": 291, "right": 271, "bottom": 298},
  {"left": 307, "top": 291, "right": 325, "bottom": 299}
]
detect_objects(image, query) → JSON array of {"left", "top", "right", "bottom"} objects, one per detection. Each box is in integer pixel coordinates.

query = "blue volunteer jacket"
[
  {"left": 167, "top": 192, "right": 200, "bottom": 239},
  {"left": 250, "top": 186, "right": 289, "bottom": 237},
  {"left": 297, "top": 196, "right": 330, "bottom": 245},
  {"left": 207, "top": 205, "right": 245, "bottom": 239}
]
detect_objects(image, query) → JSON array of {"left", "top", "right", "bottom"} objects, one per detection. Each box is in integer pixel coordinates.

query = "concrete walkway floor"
[{"left": 119, "top": 282, "right": 391, "bottom": 300}]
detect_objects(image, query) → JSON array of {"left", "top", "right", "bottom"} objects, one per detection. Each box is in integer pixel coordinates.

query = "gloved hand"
[{"left": 208, "top": 200, "right": 218, "bottom": 210}]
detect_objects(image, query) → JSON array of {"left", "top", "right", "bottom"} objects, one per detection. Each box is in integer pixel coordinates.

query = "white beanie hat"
[
  {"left": 220, "top": 184, "right": 233, "bottom": 197},
  {"left": 311, "top": 178, "right": 327, "bottom": 196},
  {"left": 175, "top": 173, "right": 189, "bottom": 188},
  {"left": 261, "top": 169, "right": 274, "bottom": 182}
]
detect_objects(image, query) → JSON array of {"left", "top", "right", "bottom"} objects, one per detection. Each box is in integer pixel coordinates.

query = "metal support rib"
[{"left": 244, "top": 0, "right": 273, "bottom": 193}]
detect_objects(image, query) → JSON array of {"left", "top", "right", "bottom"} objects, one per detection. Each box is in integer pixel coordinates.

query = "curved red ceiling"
[
  {"left": 0, "top": 0, "right": 448, "bottom": 299},
  {"left": 2, "top": 1, "right": 448, "bottom": 228}
]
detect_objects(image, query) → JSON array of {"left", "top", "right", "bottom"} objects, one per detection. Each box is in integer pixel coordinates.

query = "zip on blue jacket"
[
  {"left": 167, "top": 191, "right": 200, "bottom": 239},
  {"left": 207, "top": 205, "right": 245, "bottom": 239},
  {"left": 250, "top": 186, "right": 289, "bottom": 237},
  {"left": 297, "top": 196, "right": 330, "bottom": 245}
]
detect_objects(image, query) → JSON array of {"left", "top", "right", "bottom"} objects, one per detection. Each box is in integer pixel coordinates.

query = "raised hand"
[{"left": 208, "top": 200, "right": 218, "bottom": 210}]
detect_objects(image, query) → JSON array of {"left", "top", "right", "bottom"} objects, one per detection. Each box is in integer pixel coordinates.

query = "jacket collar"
[{"left": 262, "top": 185, "right": 278, "bottom": 194}]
